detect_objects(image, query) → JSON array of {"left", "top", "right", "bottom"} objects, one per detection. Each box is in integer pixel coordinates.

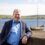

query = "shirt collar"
[{"left": 13, "top": 19, "right": 21, "bottom": 24}]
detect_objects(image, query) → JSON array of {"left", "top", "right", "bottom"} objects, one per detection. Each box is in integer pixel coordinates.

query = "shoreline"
[{"left": 0, "top": 15, "right": 45, "bottom": 19}]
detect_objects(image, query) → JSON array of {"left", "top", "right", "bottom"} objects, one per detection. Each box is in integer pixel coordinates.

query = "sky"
[{"left": 0, "top": 0, "right": 45, "bottom": 16}]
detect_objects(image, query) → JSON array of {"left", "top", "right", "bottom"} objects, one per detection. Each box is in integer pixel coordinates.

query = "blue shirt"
[{"left": 7, "top": 20, "right": 21, "bottom": 45}]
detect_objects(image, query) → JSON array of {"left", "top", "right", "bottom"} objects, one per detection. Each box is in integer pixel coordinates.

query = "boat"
[{"left": 30, "top": 26, "right": 44, "bottom": 31}]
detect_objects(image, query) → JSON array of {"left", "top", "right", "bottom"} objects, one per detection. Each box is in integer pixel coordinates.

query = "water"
[{"left": 0, "top": 18, "right": 45, "bottom": 30}]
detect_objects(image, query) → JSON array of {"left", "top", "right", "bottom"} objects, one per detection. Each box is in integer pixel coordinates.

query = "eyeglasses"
[{"left": 15, "top": 14, "right": 20, "bottom": 15}]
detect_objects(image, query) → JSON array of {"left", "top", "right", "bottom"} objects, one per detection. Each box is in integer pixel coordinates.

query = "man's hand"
[{"left": 22, "top": 36, "right": 28, "bottom": 44}]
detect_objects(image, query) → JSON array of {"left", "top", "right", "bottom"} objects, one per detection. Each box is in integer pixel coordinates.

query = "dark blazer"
[{"left": 0, "top": 20, "right": 31, "bottom": 45}]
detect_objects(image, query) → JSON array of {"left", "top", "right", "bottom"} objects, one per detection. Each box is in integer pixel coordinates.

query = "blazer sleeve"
[
  {"left": 25, "top": 24, "right": 32, "bottom": 38},
  {"left": 0, "top": 22, "right": 7, "bottom": 43}
]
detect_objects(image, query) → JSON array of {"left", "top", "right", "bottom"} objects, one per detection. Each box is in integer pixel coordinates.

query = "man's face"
[{"left": 13, "top": 10, "right": 20, "bottom": 21}]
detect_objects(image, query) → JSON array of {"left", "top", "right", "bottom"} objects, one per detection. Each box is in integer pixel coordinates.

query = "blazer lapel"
[
  {"left": 20, "top": 21, "right": 26, "bottom": 39},
  {"left": 6, "top": 20, "right": 13, "bottom": 36}
]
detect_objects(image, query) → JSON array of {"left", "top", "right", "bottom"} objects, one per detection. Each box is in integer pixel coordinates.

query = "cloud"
[
  {"left": 0, "top": 3, "right": 45, "bottom": 16},
  {"left": 0, "top": 3, "right": 37, "bottom": 16},
  {"left": 38, "top": 4, "right": 45, "bottom": 15}
]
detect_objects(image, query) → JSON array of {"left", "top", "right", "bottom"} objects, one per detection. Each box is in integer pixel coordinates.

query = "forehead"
[{"left": 13, "top": 9, "right": 19, "bottom": 14}]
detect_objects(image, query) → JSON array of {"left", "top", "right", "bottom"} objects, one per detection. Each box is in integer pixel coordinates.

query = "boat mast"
[{"left": 37, "top": 2, "right": 38, "bottom": 27}]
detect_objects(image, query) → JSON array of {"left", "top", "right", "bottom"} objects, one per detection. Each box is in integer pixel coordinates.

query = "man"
[{"left": 0, "top": 9, "right": 31, "bottom": 45}]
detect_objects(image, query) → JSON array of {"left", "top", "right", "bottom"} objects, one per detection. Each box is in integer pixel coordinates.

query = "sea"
[{"left": 0, "top": 18, "right": 45, "bottom": 31}]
